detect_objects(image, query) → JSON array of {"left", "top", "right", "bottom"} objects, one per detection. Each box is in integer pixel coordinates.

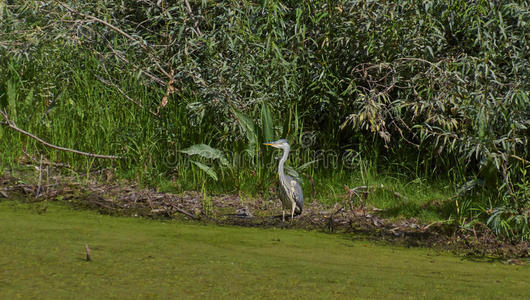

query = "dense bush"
[{"left": 1, "top": 0, "right": 528, "bottom": 238}]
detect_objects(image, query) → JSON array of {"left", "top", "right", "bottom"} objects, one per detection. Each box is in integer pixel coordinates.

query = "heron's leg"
[{"left": 282, "top": 210, "right": 285, "bottom": 222}]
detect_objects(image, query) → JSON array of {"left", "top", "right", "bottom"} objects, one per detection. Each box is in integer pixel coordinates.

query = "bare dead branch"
[
  {"left": 21, "top": 149, "right": 72, "bottom": 168},
  {"left": 0, "top": 110, "right": 122, "bottom": 160},
  {"left": 157, "top": 67, "right": 175, "bottom": 114},
  {"left": 344, "top": 184, "right": 407, "bottom": 207},
  {"left": 174, "top": 206, "right": 198, "bottom": 220}
]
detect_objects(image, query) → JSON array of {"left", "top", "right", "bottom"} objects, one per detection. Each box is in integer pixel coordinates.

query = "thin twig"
[
  {"left": 57, "top": 1, "right": 172, "bottom": 80},
  {"left": 344, "top": 184, "right": 365, "bottom": 210},
  {"left": 344, "top": 184, "right": 407, "bottom": 207},
  {"left": 21, "top": 149, "right": 72, "bottom": 168},
  {"left": 95, "top": 74, "right": 160, "bottom": 118},
  {"left": 100, "top": 40, "right": 166, "bottom": 86},
  {"left": 157, "top": 67, "right": 175, "bottom": 114},
  {"left": 0, "top": 110, "right": 122, "bottom": 160},
  {"left": 510, "top": 154, "right": 530, "bottom": 164}
]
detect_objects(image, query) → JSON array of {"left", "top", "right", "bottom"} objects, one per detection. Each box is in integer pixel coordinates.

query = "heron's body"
[
  {"left": 264, "top": 139, "right": 304, "bottom": 221},
  {"left": 278, "top": 174, "right": 303, "bottom": 218}
]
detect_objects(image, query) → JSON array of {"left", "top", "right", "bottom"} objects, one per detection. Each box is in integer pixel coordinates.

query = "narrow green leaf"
[
  {"left": 6, "top": 80, "right": 17, "bottom": 123},
  {"left": 261, "top": 101, "right": 274, "bottom": 142},
  {"left": 232, "top": 107, "right": 258, "bottom": 151}
]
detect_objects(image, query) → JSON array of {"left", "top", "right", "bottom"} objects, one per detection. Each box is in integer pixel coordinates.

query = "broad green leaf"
[
  {"left": 191, "top": 160, "right": 218, "bottom": 181},
  {"left": 180, "top": 144, "right": 229, "bottom": 166}
]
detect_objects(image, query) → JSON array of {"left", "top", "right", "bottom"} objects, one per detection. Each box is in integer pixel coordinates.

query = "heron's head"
[{"left": 263, "top": 139, "right": 290, "bottom": 150}]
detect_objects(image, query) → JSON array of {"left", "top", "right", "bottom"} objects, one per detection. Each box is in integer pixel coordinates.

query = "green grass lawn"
[{"left": 0, "top": 200, "right": 528, "bottom": 299}]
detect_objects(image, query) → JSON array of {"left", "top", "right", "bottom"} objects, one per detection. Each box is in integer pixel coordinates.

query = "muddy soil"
[{"left": 1, "top": 171, "right": 528, "bottom": 259}]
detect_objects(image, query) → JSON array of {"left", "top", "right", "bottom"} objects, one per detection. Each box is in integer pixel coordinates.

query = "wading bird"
[{"left": 263, "top": 139, "right": 303, "bottom": 221}]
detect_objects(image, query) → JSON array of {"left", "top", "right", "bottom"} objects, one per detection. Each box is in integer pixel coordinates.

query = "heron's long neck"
[{"left": 278, "top": 147, "right": 289, "bottom": 183}]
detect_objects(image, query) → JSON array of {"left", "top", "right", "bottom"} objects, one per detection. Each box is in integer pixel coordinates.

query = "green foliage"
[
  {"left": 260, "top": 102, "right": 274, "bottom": 143},
  {"left": 488, "top": 206, "right": 530, "bottom": 241},
  {"left": 180, "top": 144, "right": 229, "bottom": 167},
  {"left": 180, "top": 144, "right": 230, "bottom": 182},
  {"left": 0, "top": 0, "right": 528, "bottom": 239},
  {"left": 232, "top": 107, "right": 259, "bottom": 158}
]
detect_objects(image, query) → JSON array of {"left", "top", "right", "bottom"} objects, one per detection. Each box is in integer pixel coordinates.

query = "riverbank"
[{"left": 1, "top": 169, "right": 528, "bottom": 259}]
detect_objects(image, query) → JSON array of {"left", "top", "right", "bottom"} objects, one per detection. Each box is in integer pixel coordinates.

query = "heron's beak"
[{"left": 263, "top": 142, "right": 280, "bottom": 148}]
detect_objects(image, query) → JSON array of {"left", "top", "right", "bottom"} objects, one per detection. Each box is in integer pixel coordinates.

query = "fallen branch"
[
  {"left": 151, "top": 205, "right": 197, "bottom": 220},
  {"left": 21, "top": 149, "right": 72, "bottom": 168},
  {"left": 0, "top": 110, "right": 122, "bottom": 160},
  {"left": 174, "top": 206, "right": 198, "bottom": 220},
  {"left": 344, "top": 184, "right": 407, "bottom": 209}
]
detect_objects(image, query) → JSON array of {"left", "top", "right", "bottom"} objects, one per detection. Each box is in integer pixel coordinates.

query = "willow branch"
[
  {"left": 57, "top": 1, "right": 172, "bottom": 80},
  {"left": 101, "top": 40, "right": 166, "bottom": 86},
  {"left": 510, "top": 154, "right": 530, "bottom": 165},
  {"left": 0, "top": 110, "right": 122, "bottom": 160}
]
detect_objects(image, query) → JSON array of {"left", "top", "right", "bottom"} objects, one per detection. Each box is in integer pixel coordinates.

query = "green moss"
[{"left": 0, "top": 201, "right": 528, "bottom": 299}]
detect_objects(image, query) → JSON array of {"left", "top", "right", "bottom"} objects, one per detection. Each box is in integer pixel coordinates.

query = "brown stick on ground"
[
  {"left": 36, "top": 154, "right": 43, "bottom": 197},
  {"left": 174, "top": 206, "right": 198, "bottom": 220},
  {"left": 344, "top": 184, "right": 407, "bottom": 205},
  {"left": 0, "top": 110, "right": 122, "bottom": 160},
  {"left": 85, "top": 244, "right": 91, "bottom": 261},
  {"left": 21, "top": 149, "right": 72, "bottom": 168}
]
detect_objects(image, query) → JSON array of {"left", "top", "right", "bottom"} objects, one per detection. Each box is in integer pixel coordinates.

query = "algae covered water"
[{"left": 0, "top": 201, "right": 528, "bottom": 299}]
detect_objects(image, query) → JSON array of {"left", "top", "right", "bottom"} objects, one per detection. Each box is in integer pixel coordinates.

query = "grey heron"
[{"left": 263, "top": 139, "right": 304, "bottom": 221}]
